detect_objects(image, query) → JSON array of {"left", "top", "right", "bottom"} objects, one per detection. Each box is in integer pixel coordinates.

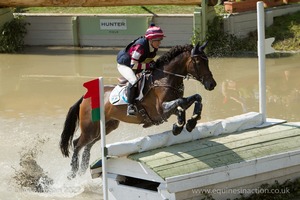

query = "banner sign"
[{"left": 100, "top": 19, "right": 127, "bottom": 30}]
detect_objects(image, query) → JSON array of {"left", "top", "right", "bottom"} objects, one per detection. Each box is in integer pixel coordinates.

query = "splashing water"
[{"left": 12, "top": 137, "right": 54, "bottom": 193}]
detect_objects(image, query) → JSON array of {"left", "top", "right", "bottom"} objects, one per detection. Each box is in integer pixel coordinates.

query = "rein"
[
  {"left": 154, "top": 56, "right": 210, "bottom": 82},
  {"left": 155, "top": 68, "right": 187, "bottom": 79}
]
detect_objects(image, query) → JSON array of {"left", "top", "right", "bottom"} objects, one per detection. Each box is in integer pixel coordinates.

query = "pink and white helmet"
[{"left": 145, "top": 23, "right": 165, "bottom": 40}]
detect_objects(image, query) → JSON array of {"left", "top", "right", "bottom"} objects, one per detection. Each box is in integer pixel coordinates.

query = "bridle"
[
  {"left": 189, "top": 54, "right": 212, "bottom": 83},
  {"left": 154, "top": 53, "right": 212, "bottom": 83}
]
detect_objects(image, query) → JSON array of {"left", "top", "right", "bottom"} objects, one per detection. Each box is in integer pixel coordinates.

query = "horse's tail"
[{"left": 60, "top": 96, "right": 83, "bottom": 157}]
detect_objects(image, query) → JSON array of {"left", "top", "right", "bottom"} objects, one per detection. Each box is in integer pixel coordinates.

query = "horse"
[{"left": 59, "top": 42, "right": 217, "bottom": 179}]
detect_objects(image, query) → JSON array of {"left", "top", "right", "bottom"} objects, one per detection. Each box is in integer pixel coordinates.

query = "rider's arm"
[{"left": 130, "top": 44, "right": 144, "bottom": 69}]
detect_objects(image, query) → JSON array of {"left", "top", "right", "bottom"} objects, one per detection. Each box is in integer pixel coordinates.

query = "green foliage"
[
  {"left": 0, "top": 16, "right": 28, "bottom": 53},
  {"left": 192, "top": 16, "right": 257, "bottom": 57},
  {"left": 193, "top": 11, "right": 300, "bottom": 56},
  {"left": 265, "top": 11, "right": 300, "bottom": 51}
]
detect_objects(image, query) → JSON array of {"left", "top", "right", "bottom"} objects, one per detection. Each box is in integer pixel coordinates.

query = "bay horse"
[{"left": 60, "top": 42, "right": 217, "bottom": 179}]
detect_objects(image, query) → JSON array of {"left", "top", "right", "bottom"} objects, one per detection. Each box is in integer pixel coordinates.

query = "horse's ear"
[
  {"left": 192, "top": 42, "right": 200, "bottom": 56},
  {"left": 199, "top": 41, "right": 208, "bottom": 52}
]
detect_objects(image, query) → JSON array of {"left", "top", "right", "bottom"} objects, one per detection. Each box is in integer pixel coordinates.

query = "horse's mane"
[{"left": 156, "top": 44, "right": 193, "bottom": 67}]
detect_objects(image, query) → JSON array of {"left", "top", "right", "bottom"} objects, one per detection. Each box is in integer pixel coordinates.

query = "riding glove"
[{"left": 148, "top": 61, "right": 156, "bottom": 69}]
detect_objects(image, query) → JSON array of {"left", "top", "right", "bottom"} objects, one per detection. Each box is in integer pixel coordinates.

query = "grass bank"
[{"left": 20, "top": 5, "right": 197, "bottom": 14}]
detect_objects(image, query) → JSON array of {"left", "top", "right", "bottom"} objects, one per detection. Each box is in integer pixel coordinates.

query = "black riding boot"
[{"left": 126, "top": 83, "right": 137, "bottom": 116}]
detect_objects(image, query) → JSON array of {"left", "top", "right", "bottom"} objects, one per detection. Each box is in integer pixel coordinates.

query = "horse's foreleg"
[
  {"left": 186, "top": 94, "right": 203, "bottom": 132},
  {"left": 172, "top": 106, "right": 186, "bottom": 135},
  {"left": 162, "top": 98, "right": 189, "bottom": 135},
  {"left": 162, "top": 94, "right": 203, "bottom": 135}
]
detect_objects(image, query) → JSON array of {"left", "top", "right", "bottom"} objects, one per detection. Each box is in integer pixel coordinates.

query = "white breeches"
[{"left": 117, "top": 64, "right": 137, "bottom": 85}]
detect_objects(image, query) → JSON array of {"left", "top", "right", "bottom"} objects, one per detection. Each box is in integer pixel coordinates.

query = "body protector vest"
[{"left": 117, "top": 37, "right": 157, "bottom": 71}]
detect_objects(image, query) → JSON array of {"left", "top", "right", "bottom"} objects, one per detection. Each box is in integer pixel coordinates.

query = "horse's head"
[{"left": 189, "top": 42, "right": 217, "bottom": 91}]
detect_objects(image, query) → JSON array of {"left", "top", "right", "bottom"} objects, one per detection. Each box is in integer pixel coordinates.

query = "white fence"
[{"left": 15, "top": 4, "right": 300, "bottom": 47}]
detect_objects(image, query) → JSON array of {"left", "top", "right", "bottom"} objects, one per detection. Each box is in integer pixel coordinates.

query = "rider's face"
[{"left": 151, "top": 39, "right": 162, "bottom": 49}]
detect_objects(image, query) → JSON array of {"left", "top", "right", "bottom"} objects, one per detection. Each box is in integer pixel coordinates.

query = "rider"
[{"left": 116, "top": 23, "right": 165, "bottom": 116}]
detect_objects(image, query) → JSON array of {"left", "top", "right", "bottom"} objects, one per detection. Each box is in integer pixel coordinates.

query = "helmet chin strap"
[{"left": 149, "top": 40, "right": 156, "bottom": 50}]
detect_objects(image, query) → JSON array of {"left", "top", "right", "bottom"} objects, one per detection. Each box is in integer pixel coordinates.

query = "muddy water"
[{"left": 0, "top": 47, "right": 299, "bottom": 200}]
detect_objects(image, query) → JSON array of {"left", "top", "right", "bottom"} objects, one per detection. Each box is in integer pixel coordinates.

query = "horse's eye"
[{"left": 194, "top": 57, "right": 201, "bottom": 62}]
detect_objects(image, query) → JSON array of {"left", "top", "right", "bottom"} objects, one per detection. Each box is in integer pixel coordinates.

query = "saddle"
[{"left": 109, "top": 72, "right": 148, "bottom": 106}]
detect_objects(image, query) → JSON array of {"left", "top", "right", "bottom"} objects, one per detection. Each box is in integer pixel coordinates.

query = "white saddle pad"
[
  {"left": 109, "top": 76, "right": 146, "bottom": 105},
  {"left": 109, "top": 85, "right": 128, "bottom": 105}
]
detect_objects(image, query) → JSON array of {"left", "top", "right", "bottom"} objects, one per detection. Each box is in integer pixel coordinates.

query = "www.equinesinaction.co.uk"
[{"left": 192, "top": 187, "right": 290, "bottom": 195}]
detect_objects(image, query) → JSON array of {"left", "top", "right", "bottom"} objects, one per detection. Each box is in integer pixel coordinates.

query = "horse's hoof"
[
  {"left": 67, "top": 172, "right": 76, "bottom": 180},
  {"left": 186, "top": 119, "right": 197, "bottom": 132},
  {"left": 78, "top": 170, "right": 87, "bottom": 176},
  {"left": 172, "top": 124, "right": 183, "bottom": 135}
]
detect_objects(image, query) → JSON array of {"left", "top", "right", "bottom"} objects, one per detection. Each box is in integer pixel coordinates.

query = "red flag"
[{"left": 83, "top": 78, "right": 101, "bottom": 121}]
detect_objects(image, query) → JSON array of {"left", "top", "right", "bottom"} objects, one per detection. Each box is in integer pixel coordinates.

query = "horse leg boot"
[
  {"left": 173, "top": 106, "right": 186, "bottom": 135},
  {"left": 126, "top": 83, "right": 137, "bottom": 116},
  {"left": 186, "top": 94, "right": 203, "bottom": 132}
]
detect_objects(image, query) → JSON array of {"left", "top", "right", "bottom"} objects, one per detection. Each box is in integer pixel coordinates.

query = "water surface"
[{"left": 0, "top": 47, "right": 299, "bottom": 199}]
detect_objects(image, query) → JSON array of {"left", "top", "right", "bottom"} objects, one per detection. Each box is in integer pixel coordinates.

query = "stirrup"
[{"left": 127, "top": 104, "right": 137, "bottom": 116}]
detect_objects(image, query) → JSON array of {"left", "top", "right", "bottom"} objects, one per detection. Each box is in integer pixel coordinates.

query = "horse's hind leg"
[
  {"left": 68, "top": 138, "right": 81, "bottom": 179},
  {"left": 68, "top": 123, "right": 98, "bottom": 179},
  {"left": 79, "top": 140, "right": 97, "bottom": 175},
  {"left": 79, "top": 119, "right": 120, "bottom": 176}
]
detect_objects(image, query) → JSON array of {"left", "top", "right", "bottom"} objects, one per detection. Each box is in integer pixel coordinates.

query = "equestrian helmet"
[{"left": 145, "top": 23, "right": 165, "bottom": 41}]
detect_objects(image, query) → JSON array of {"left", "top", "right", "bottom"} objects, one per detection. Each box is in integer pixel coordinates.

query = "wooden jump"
[
  {"left": 0, "top": 0, "right": 218, "bottom": 7},
  {"left": 90, "top": 112, "right": 300, "bottom": 199}
]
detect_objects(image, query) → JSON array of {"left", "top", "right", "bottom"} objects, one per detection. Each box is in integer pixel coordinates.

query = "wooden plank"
[
  {"left": 130, "top": 123, "right": 299, "bottom": 163},
  {"left": 24, "top": 16, "right": 73, "bottom": 46},
  {"left": 27, "top": 24, "right": 73, "bottom": 31},
  {"left": 166, "top": 151, "right": 300, "bottom": 193},
  {"left": 0, "top": 0, "right": 219, "bottom": 7},
  {"left": 155, "top": 17, "right": 193, "bottom": 25},
  {"left": 25, "top": 16, "right": 72, "bottom": 24},
  {"left": 154, "top": 137, "right": 300, "bottom": 178},
  {"left": 79, "top": 35, "right": 141, "bottom": 46},
  {"left": 129, "top": 123, "right": 300, "bottom": 179},
  {"left": 106, "top": 157, "right": 165, "bottom": 182},
  {"left": 154, "top": 130, "right": 299, "bottom": 167},
  {"left": 25, "top": 37, "right": 73, "bottom": 45},
  {"left": 25, "top": 31, "right": 73, "bottom": 39}
]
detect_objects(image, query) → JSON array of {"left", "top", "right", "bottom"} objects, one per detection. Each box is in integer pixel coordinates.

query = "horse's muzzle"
[{"left": 205, "top": 80, "right": 217, "bottom": 91}]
